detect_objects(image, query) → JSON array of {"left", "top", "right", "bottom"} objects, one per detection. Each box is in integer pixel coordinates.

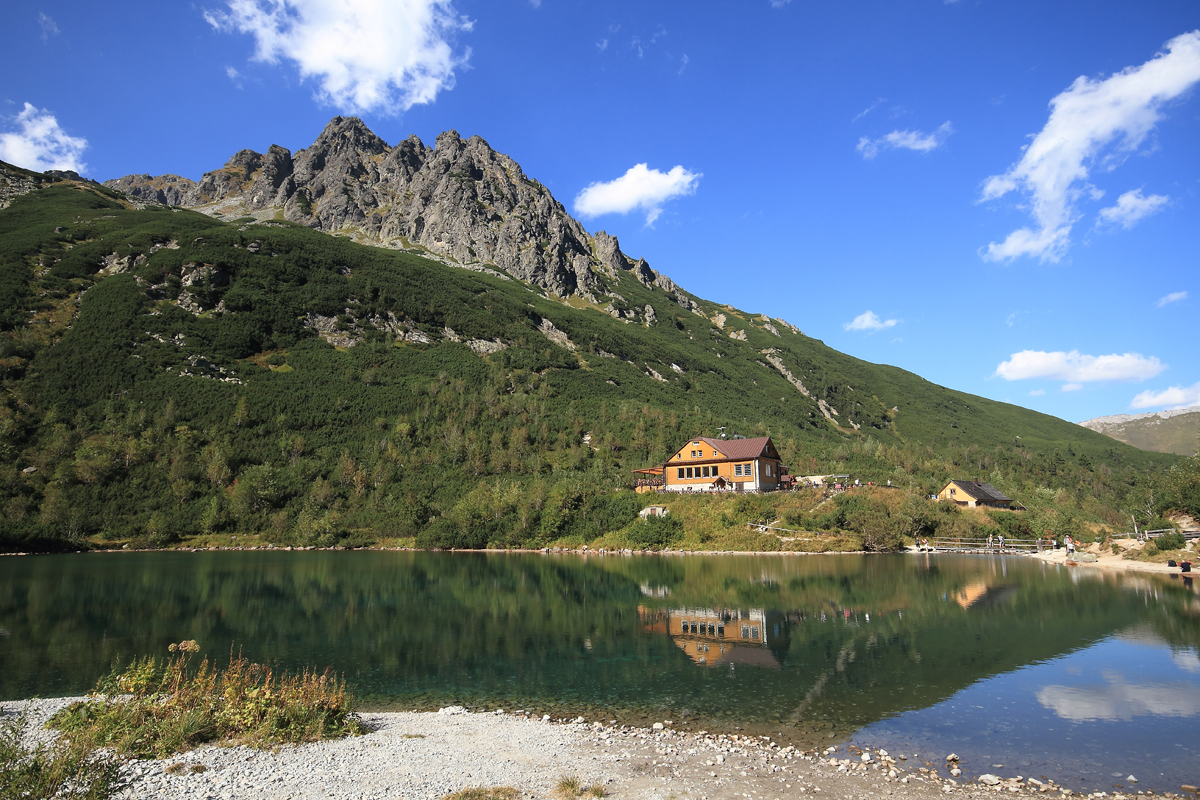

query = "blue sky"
[{"left": 2, "top": 0, "right": 1197, "bottom": 424}]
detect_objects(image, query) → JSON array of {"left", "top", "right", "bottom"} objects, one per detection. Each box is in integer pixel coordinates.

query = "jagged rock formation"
[
  {"left": 1, "top": 161, "right": 86, "bottom": 209},
  {"left": 104, "top": 117, "right": 674, "bottom": 301}
]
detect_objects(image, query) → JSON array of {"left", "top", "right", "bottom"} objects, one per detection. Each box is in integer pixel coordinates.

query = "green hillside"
[{"left": 0, "top": 179, "right": 1191, "bottom": 552}]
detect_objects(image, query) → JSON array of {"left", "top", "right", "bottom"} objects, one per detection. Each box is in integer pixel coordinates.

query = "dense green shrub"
[
  {"left": 625, "top": 514, "right": 683, "bottom": 549},
  {"left": 987, "top": 511, "right": 1035, "bottom": 539},
  {"left": 1154, "top": 531, "right": 1186, "bottom": 552}
]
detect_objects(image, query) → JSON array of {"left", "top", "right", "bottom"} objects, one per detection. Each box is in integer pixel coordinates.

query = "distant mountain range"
[{"left": 1080, "top": 407, "right": 1200, "bottom": 456}]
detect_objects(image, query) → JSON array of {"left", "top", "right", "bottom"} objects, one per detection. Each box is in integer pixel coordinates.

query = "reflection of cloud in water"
[
  {"left": 1116, "top": 622, "right": 1168, "bottom": 648},
  {"left": 1172, "top": 650, "right": 1200, "bottom": 673},
  {"left": 1037, "top": 672, "right": 1200, "bottom": 721}
]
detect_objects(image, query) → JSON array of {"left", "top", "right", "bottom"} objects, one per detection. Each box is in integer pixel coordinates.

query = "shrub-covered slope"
[{"left": 0, "top": 177, "right": 1184, "bottom": 552}]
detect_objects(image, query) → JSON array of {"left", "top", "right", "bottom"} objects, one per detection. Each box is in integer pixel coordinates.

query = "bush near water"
[
  {"left": 0, "top": 185, "right": 1197, "bottom": 554},
  {"left": 48, "top": 641, "right": 362, "bottom": 759}
]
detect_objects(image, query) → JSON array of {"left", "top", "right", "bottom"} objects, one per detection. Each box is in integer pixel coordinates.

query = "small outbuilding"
[
  {"left": 639, "top": 506, "right": 669, "bottom": 519},
  {"left": 937, "top": 479, "right": 1015, "bottom": 509}
]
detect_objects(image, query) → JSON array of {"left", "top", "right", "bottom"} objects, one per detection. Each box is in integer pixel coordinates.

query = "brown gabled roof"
[
  {"left": 696, "top": 436, "right": 774, "bottom": 460},
  {"left": 947, "top": 480, "right": 1012, "bottom": 503}
]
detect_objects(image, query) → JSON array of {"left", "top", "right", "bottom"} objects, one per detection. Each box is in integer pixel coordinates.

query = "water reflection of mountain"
[
  {"left": 2, "top": 552, "right": 1199, "bottom": 742},
  {"left": 638, "top": 607, "right": 789, "bottom": 669}
]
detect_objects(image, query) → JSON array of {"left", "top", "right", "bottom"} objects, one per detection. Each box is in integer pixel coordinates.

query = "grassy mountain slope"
[{"left": 0, "top": 178, "right": 1186, "bottom": 552}]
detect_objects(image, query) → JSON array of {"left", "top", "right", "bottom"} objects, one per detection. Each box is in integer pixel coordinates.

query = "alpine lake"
[{"left": 3, "top": 550, "right": 1198, "bottom": 792}]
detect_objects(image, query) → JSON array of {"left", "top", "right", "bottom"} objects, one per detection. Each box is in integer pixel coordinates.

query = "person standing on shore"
[
  {"left": 1065, "top": 535, "right": 1075, "bottom": 557},
  {"left": 998, "top": 533, "right": 1005, "bottom": 552}
]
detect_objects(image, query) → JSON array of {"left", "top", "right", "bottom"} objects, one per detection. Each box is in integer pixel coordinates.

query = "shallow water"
[{"left": 1, "top": 550, "right": 1197, "bottom": 790}]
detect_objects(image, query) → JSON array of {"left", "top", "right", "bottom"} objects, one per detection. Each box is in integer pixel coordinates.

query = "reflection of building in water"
[
  {"left": 638, "top": 606, "right": 790, "bottom": 670},
  {"left": 951, "top": 580, "right": 1017, "bottom": 610},
  {"left": 953, "top": 581, "right": 989, "bottom": 609}
]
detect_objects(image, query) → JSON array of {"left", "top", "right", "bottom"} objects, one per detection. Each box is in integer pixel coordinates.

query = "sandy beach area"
[{"left": 1025, "top": 542, "right": 1193, "bottom": 576}]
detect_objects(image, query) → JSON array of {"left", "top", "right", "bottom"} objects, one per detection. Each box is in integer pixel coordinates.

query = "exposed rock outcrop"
[{"left": 104, "top": 117, "right": 685, "bottom": 301}]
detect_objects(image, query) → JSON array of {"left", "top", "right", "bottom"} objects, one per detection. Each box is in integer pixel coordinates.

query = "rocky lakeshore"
[{"left": 2, "top": 699, "right": 1182, "bottom": 800}]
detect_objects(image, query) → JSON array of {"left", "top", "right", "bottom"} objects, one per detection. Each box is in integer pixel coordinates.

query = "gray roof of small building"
[{"left": 948, "top": 480, "right": 1012, "bottom": 502}]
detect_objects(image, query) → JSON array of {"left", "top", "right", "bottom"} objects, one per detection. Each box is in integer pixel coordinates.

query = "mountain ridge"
[
  {"left": 1080, "top": 406, "right": 1200, "bottom": 456},
  {"left": 104, "top": 117, "right": 681, "bottom": 306}
]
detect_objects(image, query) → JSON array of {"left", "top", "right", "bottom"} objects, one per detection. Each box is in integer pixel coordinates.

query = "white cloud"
[
  {"left": 1062, "top": 383, "right": 1083, "bottom": 392},
  {"left": 980, "top": 30, "right": 1200, "bottom": 262},
  {"left": 205, "top": 0, "right": 472, "bottom": 114},
  {"left": 1098, "top": 188, "right": 1169, "bottom": 229},
  {"left": 1029, "top": 389, "right": 1046, "bottom": 397},
  {"left": 770, "top": 0, "right": 792, "bottom": 7},
  {"left": 857, "top": 122, "right": 953, "bottom": 159},
  {"left": 38, "top": 13, "right": 59, "bottom": 40},
  {"left": 843, "top": 310, "right": 899, "bottom": 332},
  {"left": 1130, "top": 381, "right": 1200, "bottom": 410},
  {"left": 1157, "top": 291, "right": 1187, "bottom": 308},
  {"left": 678, "top": 54, "right": 689, "bottom": 76},
  {"left": 596, "top": 38, "right": 608, "bottom": 52},
  {"left": 852, "top": 97, "right": 885, "bottom": 123},
  {"left": 574, "top": 163, "right": 701, "bottom": 226},
  {"left": 0, "top": 103, "right": 88, "bottom": 174},
  {"left": 994, "top": 349, "right": 1165, "bottom": 383}
]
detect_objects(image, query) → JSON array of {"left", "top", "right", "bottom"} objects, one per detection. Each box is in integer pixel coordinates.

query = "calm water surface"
[{"left": 2, "top": 551, "right": 1197, "bottom": 790}]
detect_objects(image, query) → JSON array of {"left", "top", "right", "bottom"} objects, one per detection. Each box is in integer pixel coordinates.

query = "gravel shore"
[{"left": 3, "top": 699, "right": 1172, "bottom": 800}]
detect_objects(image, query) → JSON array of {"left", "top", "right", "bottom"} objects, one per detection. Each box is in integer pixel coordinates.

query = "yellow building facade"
[{"left": 660, "top": 436, "right": 785, "bottom": 493}]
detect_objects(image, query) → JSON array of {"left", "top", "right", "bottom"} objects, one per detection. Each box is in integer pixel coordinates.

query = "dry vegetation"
[{"left": 48, "top": 641, "right": 363, "bottom": 759}]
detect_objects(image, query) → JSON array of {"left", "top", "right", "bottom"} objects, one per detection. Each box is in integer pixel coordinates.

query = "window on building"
[
  {"left": 677, "top": 468, "right": 684, "bottom": 479},
  {"left": 741, "top": 625, "right": 750, "bottom": 639},
  {"left": 685, "top": 467, "right": 693, "bottom": 478},
  {"left": 751, "top": 626, "right": 760, "bottom": 640},
  {"left": 734, "top": 465, "right": 742, "bottom": 477},
  {"left": 701, "top": 466, "right": 709, "bottom": 477},
  {"left": 717, "top": 624, "right": 725, "bottom": 636}
]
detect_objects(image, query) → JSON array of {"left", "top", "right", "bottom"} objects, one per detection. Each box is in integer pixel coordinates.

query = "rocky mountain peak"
[
  {"left": 102, "top": 118, "right": 695, "bottom": 308},
  {"left": 307, "top": 115, "right": 390, "bottom": 160}
]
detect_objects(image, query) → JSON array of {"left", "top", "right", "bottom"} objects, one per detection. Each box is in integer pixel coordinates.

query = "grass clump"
[
  {"left": 48, "top": 641, "right": 363, "bottom": 758},
  {"left": 442, "top": 788, "right": 519, "bottom": 800},
  {"left": 555, "top": 776, "right": 607, "bottom": 799},
  {"left": 0, "top": 711, "right": 124, "bottom": 800}
]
